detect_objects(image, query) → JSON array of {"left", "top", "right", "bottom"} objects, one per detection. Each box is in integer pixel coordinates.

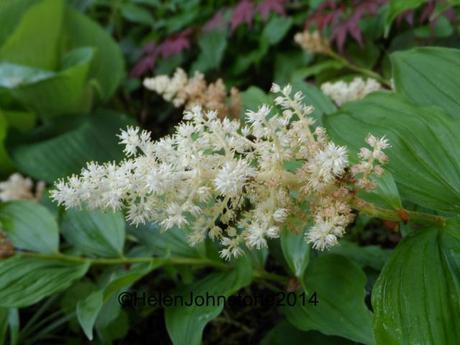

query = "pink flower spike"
[
  {"left": 204, "top": 11, "right": 227, "bottom": 32},
  {"left": 257, "top": 0, "right": 287, "bottom": 20},
  {"left": 231, "top": 0, "right": 255, "bottom": 31},
  {"left": 158, "top": 29, "right": 192, "bottom": 58}
]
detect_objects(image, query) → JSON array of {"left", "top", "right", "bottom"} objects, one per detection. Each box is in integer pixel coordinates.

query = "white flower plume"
[{"left": 51, "top": 83, "right": 389, "bottom": 259}]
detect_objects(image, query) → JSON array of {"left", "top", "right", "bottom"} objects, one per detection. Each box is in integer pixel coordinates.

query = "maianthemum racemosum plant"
[{"left": 51, "top": 84, "right": 389, "bottom": 260}]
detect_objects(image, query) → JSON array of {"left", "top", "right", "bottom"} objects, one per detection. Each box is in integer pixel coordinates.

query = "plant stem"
[
  {"left": 329, "top": 52, "right": 392, "bottom": 88},
  {"left": 18, "top": 252, "right": 228, "bottom": 269},
  {"left": 253, "top": 270, "right": 289, "bottom": 284},
  {"left": 352, "top": 198, "right": 447, "bottom": 227},
  {"left": 16, "top": 252, "right": 289, "bottom": 285}
]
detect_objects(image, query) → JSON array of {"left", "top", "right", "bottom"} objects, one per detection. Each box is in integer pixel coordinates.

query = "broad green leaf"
[
  {"left": 273, "top": 51, "right": 313, "bottom": 85},
  {"left": 0, "top": 308, "right": 7, "bottom": 345},
  {"left": 0, "top": 200, "right": 59, "bottom": 253},
  {"left": 384, "top": 0, "right": 426, "bottom": 35},
  {"left": 165, "top": 257, "right": 253, "bottom": 345},
  {"left": 0, "top": 63, "right": 54, "bottom": 88},
  {"left": 414, "top": 16, "right": 453, "bottom": 38},
  {"left": 323, "top": 92, "right": 460, "bottom": 213},
  {"left": 77, "top": 290, "right": 103, "bottom": 341},
  {"left": 0, "top": 256, "right": 89, "bottom": 307},
  {"left": 0, "top": 109, "right": 36, "bottom": 172},
  {"left": 9, "top": 110, "right": 133, "bottom": 182},
  {"left": 391, "top": 47, "right": 460, "bottom": 119},
  {"left": 192, "top": 30, "right": 227, "bottom": 73},
  {"left": 261, "top": 321, "right": 354, "bottom": 345},
  {"left": 358, "top": 170, "right": 402, "bottom": 210},
  {"left": 372, "top": 222, "right": 460, "bottom": 344},
  {"left": 2, "top": 109, "right": 36, "bottom": 132},
  {"left": 96, "top": 309, "right": 129, "bottom": 343},
  {"left": 0, "top": 0, "right": 40, "bottom": 47},
  {"left": 0, "top": 110, "right": 11, "bottom": 173},
  {"left": 262, "top": 16, "right": 293, "bottom": 45},
  {"left": 246, "top": 246, "right": 268, "bottom": 270},
  {"left": 284, "top": 255, "right": 375, "bottom": 345},
  {"left": 6, "top": 48, "right": 94, "bottom": 118},
  {"left": 0, "top": 308, "right": 18, "bottom": 345},
  {"left": 129, "top": 222, "right": 204, "bottom": 258},
  {"left": 240, "top": 86, "right": 272, "bottom": 119},
  {"left": 64, "top": 8, "right": 125, "bottom": 101},
  {"left": 120, "top": 3, "right": 154, "bottom": 26},
  {"left": 329, "top": 241, "right": 391, "bottom": 271},
  {"left": 61, "top": 209, "right": 125, "bottom": 258},
  {"left": 280, "top": 230, "right": 310, "bottom": 279},
  {"left": 77, "top": 262, "right": 157, "bottom": 340},
  {"left": 293, "top": 60, "right": 345, "bottom": 81},
  {"left": 0, "top": 0, "right": 64, "bottom": 70},
  {"left": 290, "top": 79, "right": 337, "bottom": 120}
]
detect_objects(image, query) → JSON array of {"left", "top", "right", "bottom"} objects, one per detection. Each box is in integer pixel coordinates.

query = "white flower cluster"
[
  {"left": 51, "top": 84, "right": 389, "bottom": 259},
  {"left": 321, "top": 77, "right": 383, "bottom": 106},
  {"left": 0, "top": 173, "right": 45, "bottom": 202},
  {"left": 352, "top": 134, "right": 390, "bottom": 190},
  {"left": 294, "top": 30, "right": 331, "bottom": 55},
  {"left": 143, "top": 68, "right": 241, "bottom": 119}
]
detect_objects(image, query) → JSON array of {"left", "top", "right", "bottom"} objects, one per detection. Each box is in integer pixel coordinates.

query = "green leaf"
[
  {"left": 391, "top": 47, "right": 460, "bottom": 119},
  {"left": 358, "top": 170, "right": 402, "bottom": 210},
  {"left": 77, "top": 262, "right": 157, "bottom": 340},
  {"left": 261, "top": 321, "right": 354, "bottom": 345},
  {"left": 240, "top": 86, "right": 272, "bottom": 119},
  {"left": 0, "top": 0, "right": 64, "bottom": 70},
  {"left": 77, "top": 290, "right": 103, "bottom": 341},
  {"left": 0, "top": 308, "right": 7, "bottom": 345},
  {"left": 2, "top": 109, "right": 36, "bottom": 132},
  {"left": 165, "top": 257, "right": 253, "bottom": 345},
  {"left": 329, "top": 241, "right": 391, "bottom": 271},
  {"left": 323, "top": 92, "right": 460, "bottom": 213},
  {"left": 129, "top": 223, "right": 204, "bottom": 258},
  {"left": 9, "top": 110, "right": 133, "bottom": 182},
  {"left": 262, "top": 16, "right": 293, "bottom": 45},
  {"left": 62, "top": 209, "right": 125, "bottom": 258},
  {"left": 273, "top": 51, "right": 313, "bottom": 85},
  {"left": 372, "top": 222, "right": 460, "bottom": 344},
  {"left": 290, "top": 79, "right": 337, "bottom": 120},
  {"left": 280, "top": 230, "right": 310, "bottom": 279},
  {"left": 284, "top": 255, "right": 375, "bottom": 345},
  {"left": 0, "top": 110, "right": 12, "bottom": 173},
  {"left": 4, "top": 48, "right": 94, "bottom": 118},
  {"left": 64, "top": 7, "right": 125, "bottom": 101},
  {"left": 293, "top": 60, "right": 345, "bottom": 81},
  {"left": 192, "top": 30, "right": 227, "bottom": 73},
  {"left": 0, "top": 308, "right": 18, "bottom": 345},
  {"left": 384, "top": 0, "right": 426, "bottom": 35},
  {"left": 0, "top": 0, "right": 39, "bottom": 47},
  {"left": 0, "top": 200, "right": 59, "bottom": 253},
  {"left": 0, "top": 256, "right": 89, "bottom": 307},
  {"left": 120, "top": 3, "right": 154, "bottom": 26},
  {"left": 0, "top": 63, "right": 54, "bottom": 88}
]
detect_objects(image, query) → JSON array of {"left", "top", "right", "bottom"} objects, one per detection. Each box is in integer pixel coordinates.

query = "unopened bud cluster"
[
  {"left": 144, "top": 68, "right": 241, "bottom": 119},
  {"left": 0, "top": 173, "right": 45, "bottom": 202},
  {"left": 51, "top": 84, "right": 389, "bottom": 259},
  {"left": 294, "top": 30, "right": 331, "bottom": 55}
]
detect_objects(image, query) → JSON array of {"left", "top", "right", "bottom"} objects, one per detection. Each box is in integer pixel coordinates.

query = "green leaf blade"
[{"left": 0, "top": 200, "right": 59, "bottom": 253}]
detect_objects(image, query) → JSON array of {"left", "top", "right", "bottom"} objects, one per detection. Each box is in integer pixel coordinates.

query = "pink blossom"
[
  {"left": 158, "top": 29, "right": 192, "bottom": 58},
  {"left": 231, "top": 0, "right": 255, "bottom": 31},
  {"left": 257, "top": 0, "right": 287, "bottom": 20},
  {"left": 204, "top": 11, "right": 227, "bottom": 32}
]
